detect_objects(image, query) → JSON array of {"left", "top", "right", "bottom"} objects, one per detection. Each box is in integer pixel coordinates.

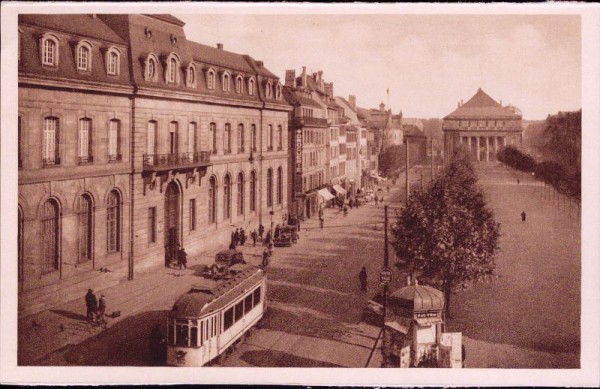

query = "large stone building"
[
  {"left": 18, "top": 14, "right": 290, "bottom": 311},
  {"left": 442, "top": 88, "right": 523, "bottom": 162}
]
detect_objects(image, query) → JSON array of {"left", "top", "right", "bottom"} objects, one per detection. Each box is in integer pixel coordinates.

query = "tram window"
[
  {"left": 253, "top": 287, "right": 261, "bottom": 307},
  {"left": 190, "top": 326, "right": 198, "bottom": 347},
  {"left": 244, "top": 294, "right": 253, "bottom": 314},
  {"left": 234, "top": 301, "right": 244, "bottom": 322},
  {"left": 212, "top": 316, "right": 216, "bottom": 337},
  {"left": 224, "top": 307, "right": 234, "bottom": 330},
  {"left": 205, "top": 319, "right": 209, "bottom": 341},
  {"left": 199, "top": 321, "right": 204, "bottom": 346},
  {"left": 176, "top": 323, "right": 189, "bottom": 346},
  {"left": 168, "top": 323, "right": 175, "bottom": 345}
]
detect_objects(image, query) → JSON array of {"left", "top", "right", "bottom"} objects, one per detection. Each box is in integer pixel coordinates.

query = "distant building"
[
  {"left": 357, "top": 102, "right": 403, "bottom": 149},
  {"left": 442, "top": 88, "right": 523, "bottom": 162}
]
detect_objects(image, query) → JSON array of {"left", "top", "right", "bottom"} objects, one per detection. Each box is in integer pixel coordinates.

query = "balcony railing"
[
  {"left": 42, "top": 157, "right": 60, "bottom": 167},
  {"left": 143, "top": 151, "right": 211, "bottom": 172}
]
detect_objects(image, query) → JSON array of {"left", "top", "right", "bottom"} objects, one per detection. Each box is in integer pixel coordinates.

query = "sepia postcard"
[{"left": 1, "top": 1, "right": 599, "bottom": 386}]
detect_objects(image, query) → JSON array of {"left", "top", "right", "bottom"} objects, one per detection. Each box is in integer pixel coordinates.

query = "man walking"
[
  {"left": 258, "top": 224, "right": 264, "bottom": 242},
  {"left": 96, "top": 294, "right": 107, "bottom": 326},
  {"left": 178, "top": 247, "right": 187, "bottom": 270},
  {"left": 359, "top": 267, "right": 368, "bottom": 291},
  {"left": 85, "top": 289, "right": 97, "bottom": 322},
  {"left": 262, "top": 247, "right": 269, "bottom": 268},
  {"left": 251, "top": 229, "right": 257, "bottom": 247},
  {"left": 521, "top": 210, "right": 527, "bottom": 222}
]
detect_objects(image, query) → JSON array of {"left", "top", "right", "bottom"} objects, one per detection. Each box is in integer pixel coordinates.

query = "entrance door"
[{"left": 164, "top": 182, "right": 180, "bottom": 266}]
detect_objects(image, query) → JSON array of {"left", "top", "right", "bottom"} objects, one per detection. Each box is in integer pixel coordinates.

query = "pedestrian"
[
  {"left": 85, "top": 289, "right": 97, "bottom": 322},
  {"left": 149, "top": 324, "right": 164, "bottom": 365},
  {"left": 375, "top": 195, "right": 379, "bottom": 205},
  {"left": 251, "top": 229, "right": 257, "bottom": 247},
  {"left": 349, "top": 200, "right": 353, "bottom": 210},
  {"left": 178, "top": 247, "right": 187, "bottom": 270},
  {"left": 359, "top": 267, "right": 367, "bottom": 291},
  {"left": 274, "top": 224, "right": 281, "bottom": 239},
  {"left": 521, "top": 211, "right": 526, "bottom": 222},
  {"left": 240, "top": 228, "right": 246, "bottom": 246},
  {"left": 264, "top": 230, "right": 272, "bottom": 246},
  {"left": 230, "top": 230, "right": 236, "bottom": 247},
  {"left": 258, "top": 224, "right": 264, "bottom": 242},
  {"left": 96, "top": 294, "right": 107, "bottom": 326},
  {"left": 517, "top": 178, "right": 520, "bottom": 185},
  {"left": 234, "top": 228, "right": 240, "bottom": 245},
  {"left": 343, "top": 205, "right": 348, "bottom": 216},
  {"left": 319, "top": 217, "right": 324, "bottom": 229},
  {"left": 262, "top": 247, "right": 269, "bottom": 267}
]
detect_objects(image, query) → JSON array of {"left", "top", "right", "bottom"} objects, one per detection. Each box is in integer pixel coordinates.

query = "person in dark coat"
[
  {"left": 274, "top": 224, "right": 281, "bottom": 239},
  {"left": 239, "top": 228, "right": 246, "bottom": 246},
  {"left": 262, "top": 247, "right": 269, "bottom": 267},
  {"left": 178, "top": 247, "right": 187, "bottom": 270},
  {"left": 234, "top": 228, "right": 240, "bottom": 245},
  {"left": 521, "top": 211, "right": 527, "bottom": 222},
  {"left": 359, "top": 267, "right": 367, "bottom": 291},
  {"left": 258, "top": 224, "right": 264, "bottom": 242},
  {"left": 251, "top": 229, "right": 257, "bottom": 247},
  {"left": 96, "top": 294, "right": 107, "bottom": 326},
  {"left": 85, "top": 289, "right": 97, "bottom": 322},
  {"left": 264, "top": 230, "right": 272, "bottom": 246},
  {"left": 230, "top": 230, "right": 236, "bottom": 247}
]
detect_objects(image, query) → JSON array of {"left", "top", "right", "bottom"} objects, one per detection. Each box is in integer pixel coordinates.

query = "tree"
[
  {"left": 391, "top": 148, "right": 500, "bottom": 315},
  {"left": 378, "top": 144, "right": 405, "bottom": 177}
]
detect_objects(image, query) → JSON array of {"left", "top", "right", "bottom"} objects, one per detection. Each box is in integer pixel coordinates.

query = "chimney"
[
  {"left": 285, "top": 70, "right": 296, "bottom": 88},
  {"left": 318, "top": 71, "right": 324, "bottom": 90},
  {"left": 349, "top": 95, "right": 356, "bottom": 110},
  {"left": 380, "top": 102, "right": 385, "bottom": 112},
  {"left": 301, "top": 66, "right": 307, "bottom": 87},
  {"left": 217, "top": 43, "right": 224, "bottom": 50},
  {"left": 324, "top": 82, "right": 333, "bottom": 98},
  {"left": 458, "top": 101, "right": 460, "bottom": 108},
  {"left": 256, "top": 61, "right": 264, "bottom": 67}
]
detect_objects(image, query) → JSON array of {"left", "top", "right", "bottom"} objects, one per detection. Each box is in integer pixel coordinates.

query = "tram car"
[{"left": 166, "top": 265, "right": 267, "bottom": 366}]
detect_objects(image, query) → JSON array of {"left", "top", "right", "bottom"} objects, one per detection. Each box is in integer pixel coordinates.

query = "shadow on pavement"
[
  {"left": 240, "top": 350, "right": 343, "bottom": 367},
  {"left": 49, "top": 309, "right": 88, "bottom": 322}
]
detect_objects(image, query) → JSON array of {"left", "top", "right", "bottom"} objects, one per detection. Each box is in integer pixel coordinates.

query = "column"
[
  {"left": 485, "top": 136, "right": 490, "bottom": 162},
  {"left": 493, "top": 136, "right": 498, "bottom": 160},
  {"left": 476, "top": 136, "right": 480, "bottom": 161}
]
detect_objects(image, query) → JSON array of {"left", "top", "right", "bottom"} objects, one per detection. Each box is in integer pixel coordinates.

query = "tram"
[{"left": 166, "top": 265, "right": 267, "bottom": 366}]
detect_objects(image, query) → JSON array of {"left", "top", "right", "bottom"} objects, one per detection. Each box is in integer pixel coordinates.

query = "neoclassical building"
[
  {"left": 18, "top": 14, "right": 290, "bottom": 311},
  {"left": 442, "top": 88, "right": 523, "bottom": 162}
]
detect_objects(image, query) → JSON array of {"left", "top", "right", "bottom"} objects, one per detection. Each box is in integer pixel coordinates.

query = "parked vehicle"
[
  {"left": 215, "top": 249, "right": 246, "bottom": 267},
  {"left": 274, "top": 230, "right": 294, "bottom": 247}
]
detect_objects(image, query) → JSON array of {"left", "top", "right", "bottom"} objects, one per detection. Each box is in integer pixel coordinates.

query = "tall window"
[
  {"left": 277, "top": 166, "right": 283, "bottom": 204},
  {"left": 235, "top": 76, "right": 242, "bottom": 94},
  {"left": 76, "top": 194, "right": 93, "bottom": 263},
  {"left": 43, "top": 117, "right": 59, "bottom": 166},
  {"left": 107, "top": 190, "right": 120, "bottom": 253},
  {"left": 169, "top": 122, "right": 178, "bottom": 155},
  {"left": 223, "top": 174, "right": 231, "bottom": 220},
  {"left": 42, "top": 38, "right": 57, "bottom": 66},
  {"left": 224, "top": 123, "right": 231, "bottom": 154},
  {"left": 148, "top": 207, "right": 157, "bottom": 243},
  {"left": 268, "top": 125, "right": 273, "bottom": 150},
  {"left": 188, "top": 122, "right": 197, "bottom": 154},
  {"left": 41, "top": 199, "right": 60, "bottom": 274},
  {"left": 208, "top": 176, "right": 217, "bottom": 223},
  {"left": 109, "top": 119, "right": 120, "bottom": 161},
  {"left": 77, "top": 45, "right": 90, "bottom": 71},
  {"left": 207, "top": 70, "right": 215, "bottom": 89},
  {"left": 107, "top": 50, "right": 119, "bottom": 75},
  {"left": 147, "top": 121, "right": 157, "bottom": 164},
  {"left": 210, "top": 122, "right": 217, "bottom": 154},
  {"left": 237, "top": 172, "right": 245, "bottom": 215},
  {"left": 267, "top": 168, "right": 273, "bottom": 207},
  {"left": 250, "top": 170, "right": 257, "bottom": 212},
  {"left": 77, "top": 118, "right": 92, "bottom": 163},
  {"left": 189, "top": 199, "right": 196, "bottom": 231},
  {"left": 238, "top": 124, "right": 245, "bottom": 153},
  {"left": 248, "top": 78, "right": 255, "bottom": 96},
  {"left": 277, "top": 125, "right": 283, "bottom": 150},
  {"left": 168, "top": 57, "right": 177, "bottom": 84},
  {"left": 251, "top": 124, "right": 257, "bottom": 152},
  {"left": 223, "top": 73, "right": 230, "bottom": 92},
  {"left": 147, "top": 57, "right": 156, "bottom": 79}
]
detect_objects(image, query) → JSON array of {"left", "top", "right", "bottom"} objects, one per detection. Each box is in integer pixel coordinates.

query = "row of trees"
[
  {"left": 391, "top": 148, "right": 500, "bottom": 315},
  {"left": 497, "top": 145, "right": 581, "bottom": 199}
]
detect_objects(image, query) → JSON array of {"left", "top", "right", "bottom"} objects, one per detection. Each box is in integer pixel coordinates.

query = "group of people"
[
  {"left": 229, "top": 227, "right": 248, "bottom": 249},
  {"left": 84, "top": 289, "right": 108, "bottom": 326}
]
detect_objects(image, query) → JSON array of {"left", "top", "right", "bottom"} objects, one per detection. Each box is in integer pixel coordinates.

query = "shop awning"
[
  {"left": 333, "top": 185, "right": 347, "bottom": 195},
  {"left": 317, "top": 188, "right": 335, "bottom": 201}
]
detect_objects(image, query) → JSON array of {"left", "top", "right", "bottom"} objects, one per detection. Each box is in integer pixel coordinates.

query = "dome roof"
[{"left": 389, "top": 284, "right": 445, "bottom": 312}]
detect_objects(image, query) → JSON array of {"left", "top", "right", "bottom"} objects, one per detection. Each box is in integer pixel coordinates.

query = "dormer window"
[
  {"left": 248, "top": 77, "right": 255, "bottom": 96},
  {"left": 265, "top": 80, "right": 273, "bottom": 99},
  {"left": 76, "top": 42, "right": 92, "bottom": 71},
  {"left": 222, "top": 71, "right": 231, "bottom": 92},
  {"left": 275, "top": 83, "right": 282, "bottom": 100},
  {"left": 186, "top": 63, "right": 197, "bottom": 87},
  {"left": 106, "top": 47, "right": 121, "bottom": 76},
  {"left": 206, "top": 68, "right": 216, "bottom": 89},
  {"left": 235, "top": 75, "right": 243, "bottom": 94},
  {"left": 40, "top": 33, "right": 60, "bottom": 67},
  {"left": 144, "top": 53, "right": 159, "bottom": 82},
  {"left": 168, "top": 58, "right": 177, "bottom": 83},
  {"left": 164, "top": 53, "right": 181, "bottom": 85}
]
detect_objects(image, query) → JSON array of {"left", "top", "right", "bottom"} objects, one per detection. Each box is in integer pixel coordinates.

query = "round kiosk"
[{"left": 381, "top": 280, "right": 445, "bottom": 368}]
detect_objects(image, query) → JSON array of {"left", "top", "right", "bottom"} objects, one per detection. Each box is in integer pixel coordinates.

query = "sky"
[{"left": 174, "top": 13, "right": 581, "bottom": 120}]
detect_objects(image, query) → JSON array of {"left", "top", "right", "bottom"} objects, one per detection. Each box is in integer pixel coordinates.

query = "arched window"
[
  {"left": 145, "top": 54, "right": 158, "bottom": 81},
  {"left": 78, "top": 118, "right": 92, "bottom": 163},
  {"left": 237, "top": 172, "right": 245, "bottom": 215},
  {"left": 222, "top": 72, "right": 230, "bottom": 92},
  {"left": 238, "top": 124, "right": 245, "bottom": 153},
  {"left": 248, "top": 78, "right": 255, "bottom": 96},
  {"left": 107, "top": 190, "right": 120, "bottom": 253},
  {"left": 235, "top": 76, "right": 243, "bottom": 94},
  {"left": 251, "top": 124, "right": 257, "bottom": 152},
  {"left": 265, "top": 81, "right": 273, "bottom": 99},
  {"left": 275, "top": 83, "right": 282, "bottom": 100},
  {"left": 109, "top": 119, "right": 121, "bottom": 161},
  {"left": 41, "top": 198, "right": 60, "bottom": 274},
  {"left": 42, "top": 36, "right": 59, "bottom": 67},
  {"left": 209, "top": 122, "right": 217, "bottom": 154},
  {"left": 267, "top": 168, "right": 273, "bottom": 207},
  {"left": 207, "top": 69, "right": 216, "bottom": 89},
  {"left": 107, "top": 48, "right": 120, "bottom": 75},
  {"left": 277, "top": 166, "right": 283, "bottom": 205},
  {"left": 223, "top": 174, "right": 231, "bottom": 220},
  {"left": 186, "top": 64, "right": 196, "bottom": 87},
  {"left": 43, "top": 117, "right": 59, "bottom": 166},
  {"left": 208, "top": 176, "right": 217, "bottom": 223},
  {"left": 168, "top": 57, "right": 177, "bottom": 84},
  {"left": 77, "top": 45, "right": 91, "bottom": 71},
  {"left": 250, "top": 170, "right": 257, "bottom": 212},
  {"left": 277, "top": 125, "right": 283, "bottom": 150},
  {"left": 224, "top": 123, "right": 231, "bottom": 154},
  {"left": 76, "top": 194, "right": 93, "bottom": 263}
]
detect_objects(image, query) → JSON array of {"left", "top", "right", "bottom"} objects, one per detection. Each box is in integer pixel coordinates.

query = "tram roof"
[{"left": 169, "top": 266, "right": 264, "bottom": 319}]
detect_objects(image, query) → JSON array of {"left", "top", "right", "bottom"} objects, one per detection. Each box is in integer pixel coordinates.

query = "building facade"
[
  {"left": 442, "top": 88, "right": 523, "bottom": 162},
  {"left": 18, "top": 14, "right": 290, "bottom": 309}
]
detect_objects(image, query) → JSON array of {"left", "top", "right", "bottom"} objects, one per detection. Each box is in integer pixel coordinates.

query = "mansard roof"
[{"left": 444, "top": 88, "right": 522, "bottom": 120}]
